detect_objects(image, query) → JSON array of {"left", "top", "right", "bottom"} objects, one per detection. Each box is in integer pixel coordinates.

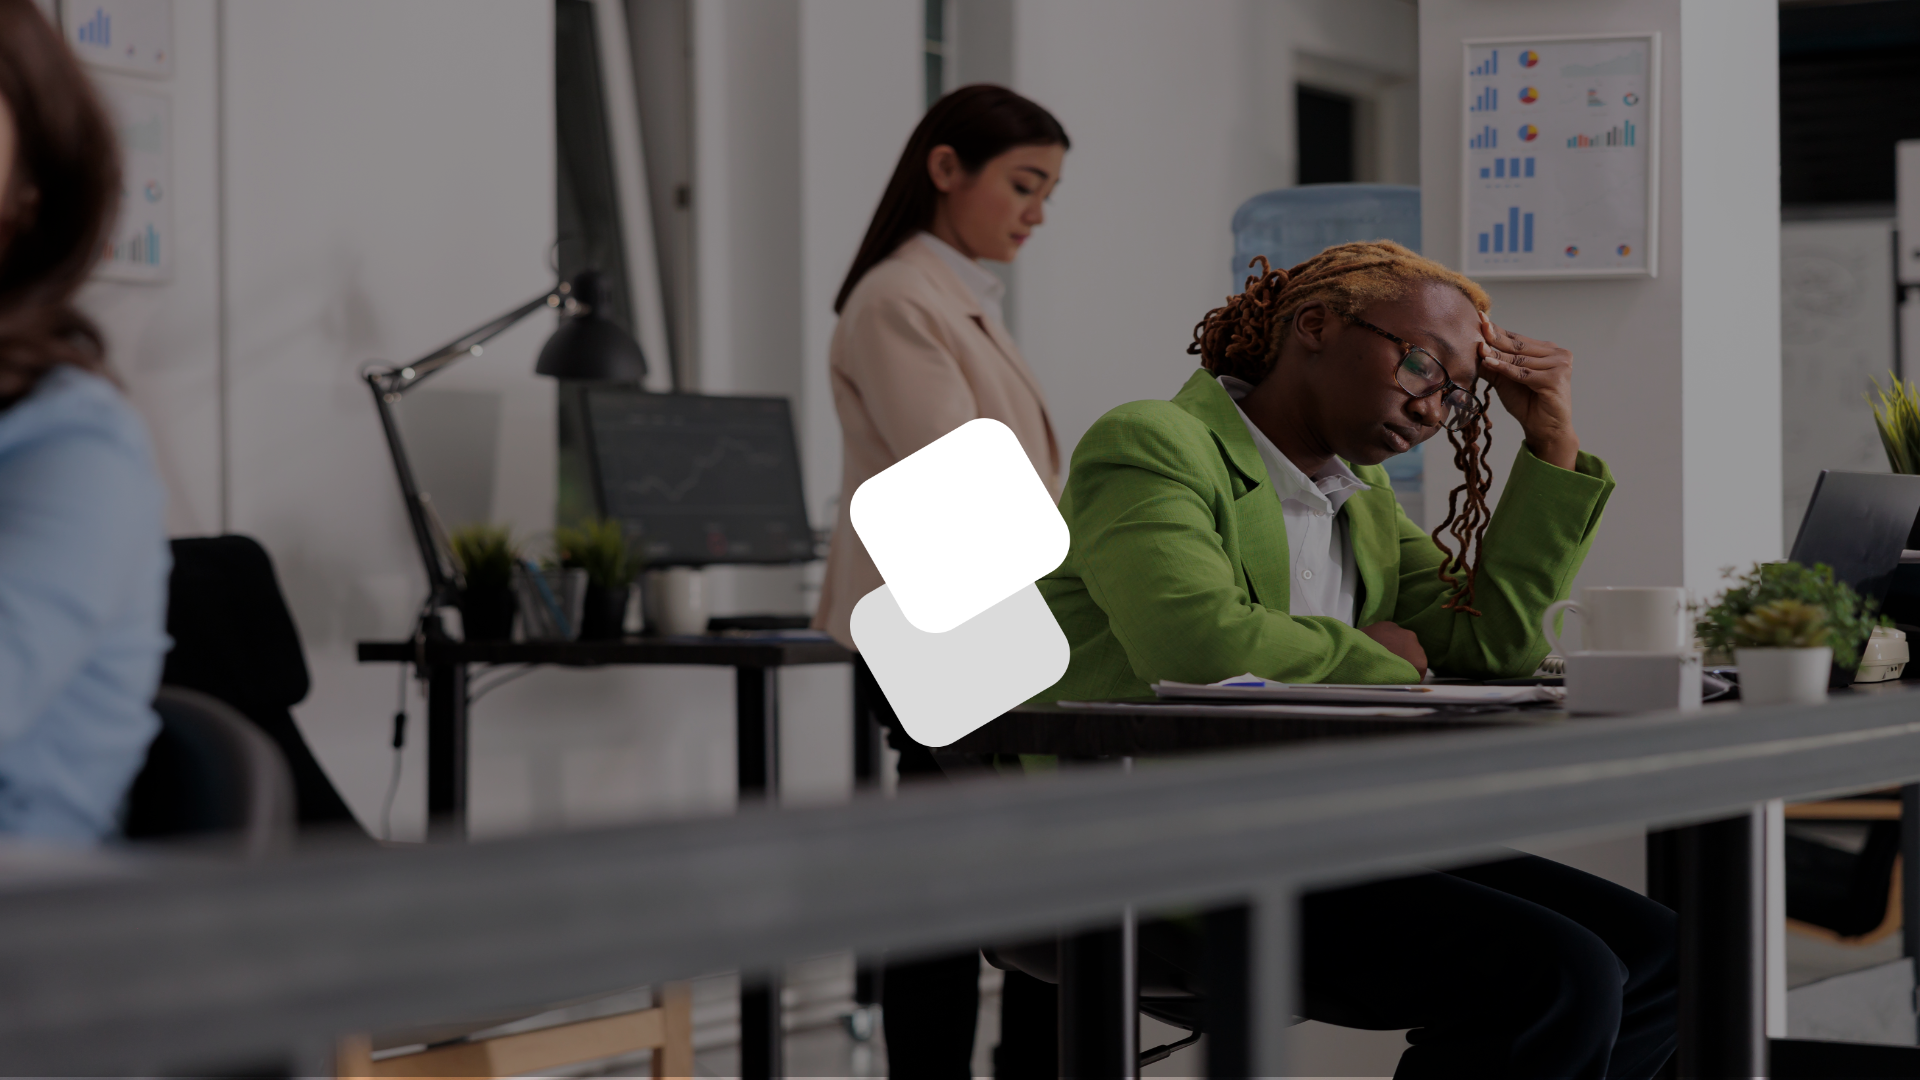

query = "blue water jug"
[{"left": 1229, "top": 183, "right": 1421, "bottom": 290}]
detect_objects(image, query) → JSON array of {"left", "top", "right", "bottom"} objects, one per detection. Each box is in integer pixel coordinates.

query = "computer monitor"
[
  {"left": 582, "top": 389, "right": 814, "bottom": 566},
  {"left": 1787, "top": 470, "right": 1920, "bottom": 615}
]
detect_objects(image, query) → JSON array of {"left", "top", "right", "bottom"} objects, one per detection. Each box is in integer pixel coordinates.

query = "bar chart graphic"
[
  {"left": 1480, "top": 157, "right": 1536, "bottom": 180},
  {"left": 95, "top": 83, "right": 172, "bottom": 283},
  {"left": 1477, "top": 208, "right": 1535, "bottom": 255},
  {"left": 1566, "top": 121, "right": 1635, "bottom": 149},
  {"left": 60, "top": 0, "right": 173, "bottom": 77},
  {"left": 1463, "top": 35, "right": 1654, "bottom": 276},
  {"left": 74, "top": 7, "right": 108, "bottom": 45},
  {"left": 104, "top": 223, "right": 160, "bottom": 267}
]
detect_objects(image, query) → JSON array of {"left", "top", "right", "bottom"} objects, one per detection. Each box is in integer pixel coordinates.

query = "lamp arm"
[
  {"left": 363, "top": 281, "right": 569, "bottom": 620},
  {"left": 369, "top": 284, "right": 568, "bottom": 395}
]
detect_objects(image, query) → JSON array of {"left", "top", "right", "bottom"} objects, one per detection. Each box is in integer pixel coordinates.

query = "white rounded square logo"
[
  {"left": 850, "top": 584, "right": 1069, "bottom": 747},
  {"left": 849, "top": 419, "right": 1069, "bottom": 634}
]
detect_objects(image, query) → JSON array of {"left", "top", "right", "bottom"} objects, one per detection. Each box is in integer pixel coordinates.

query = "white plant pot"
[{"left": 1735, "top": 646, "right": 1832, "bottom": 707}]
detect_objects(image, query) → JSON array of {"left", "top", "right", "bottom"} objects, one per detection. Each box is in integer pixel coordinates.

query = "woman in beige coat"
[{"left": 813, "top": 84, "right": 1067, "bottom": 1078}]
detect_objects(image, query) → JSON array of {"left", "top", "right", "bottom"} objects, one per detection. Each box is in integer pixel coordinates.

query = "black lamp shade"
[{"left": 535, "top": 270, "right": 649, "bottom": 382}]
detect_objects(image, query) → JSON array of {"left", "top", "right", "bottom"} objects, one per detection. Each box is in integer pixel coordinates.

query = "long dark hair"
[
  {"left": 0, "top": 0, "right": 119, "bottom": 404},
  {"left": 833, "top": 84, "right": 1068, "bottom": 313}
]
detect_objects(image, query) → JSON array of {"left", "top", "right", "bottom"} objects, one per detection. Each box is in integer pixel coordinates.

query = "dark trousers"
[
  {"left": 859, "top": 657, "right": 1057, "bottom": 1078},
  {"left": 1270, "top": 854, "right": 1674, "bottom": 1079},
  {"left": 1125, "top": 854, "right": 1674, "bottom": 1078}
]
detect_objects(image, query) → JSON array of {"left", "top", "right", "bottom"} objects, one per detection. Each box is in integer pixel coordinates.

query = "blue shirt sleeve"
[{"left": 0, "top": 383, "right": 168, "bottom": 742}]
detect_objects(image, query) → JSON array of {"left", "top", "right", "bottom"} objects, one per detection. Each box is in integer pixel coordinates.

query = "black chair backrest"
[
  {"left": 164, "top": 535, "right": 364, "bottom": 834},
  {"left": 124, "top": 686, "right": 296, "bottom": 858}
]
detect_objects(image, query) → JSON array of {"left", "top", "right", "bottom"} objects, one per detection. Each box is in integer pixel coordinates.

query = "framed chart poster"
[
  {"left": 1461, "top": 34, "right": 1660, "bottom": 279},
  {"left": 94, "top": 79, "right": 172, "bottom": 283}
]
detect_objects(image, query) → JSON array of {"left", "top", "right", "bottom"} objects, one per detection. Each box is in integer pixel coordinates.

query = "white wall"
[
  {"left": 77, "top": 0, "right": 222, "bottom": 537},
  {"left": 220, "top": 1, "right": 561, "bottom": 839},
  {"left": 1781, "top": 218, "right": 1897, "bottom": 547},
  {"left": 797, "top": 0, "right": 921, "bottom": 541},
  {"left": 1419, "top": 0, "right": 1781, "bottom": 605},
  {"left": 1283, "top": 0, "right": 1423, "bottom": 188},
  {"left": 1009, "top": 0, "right": 1285, "bottom": 457},
  {"left": 1004, "top": 0, "right": 1418, "bottom": 459},
  {"left": 1677, "top": 0, "right": 1783, "bottom": 592}
]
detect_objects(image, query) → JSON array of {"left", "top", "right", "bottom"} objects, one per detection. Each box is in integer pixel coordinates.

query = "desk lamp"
[{"left": 363, "top": 270, "right": 646, "bottom": 631}]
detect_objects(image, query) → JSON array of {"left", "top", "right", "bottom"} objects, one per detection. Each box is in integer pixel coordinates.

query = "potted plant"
[
  {"left": 450, "top": 524, "right": 519, "bottom": 642},
  {"left": 1869, "top": 375, "right": 1920, "bottom": 474},
  {"left": 553, "top": 518, "right": 638, "bottom": 640},
  {"left": 1694, "top": 562, "right": 1879, "bottom": 706}
]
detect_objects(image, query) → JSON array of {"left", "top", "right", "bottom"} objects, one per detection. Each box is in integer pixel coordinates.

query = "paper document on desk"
[
  {"left": 1153, "top": 674, "right": 1563, "bottom": 706},
  {"left": 1059, "top": 700, "right": 1437, "bottom": 719}
]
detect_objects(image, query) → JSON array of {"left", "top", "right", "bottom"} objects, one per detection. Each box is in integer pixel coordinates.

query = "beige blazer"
[{"left": 813, "top": 238, "right": 1061, "bottom": 647}]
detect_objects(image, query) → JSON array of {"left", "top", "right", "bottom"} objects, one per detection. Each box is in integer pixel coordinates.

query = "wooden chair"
[
  {"left": 1784, "top": 792, "right": 1903, "bottom": 943},
  {"left": 336, "top": 983, "right": 693, "bottom": 1079}
]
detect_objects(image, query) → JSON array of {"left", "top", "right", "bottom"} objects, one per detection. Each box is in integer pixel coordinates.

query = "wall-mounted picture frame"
[{"left": 1461, "top": 33, "right": 1660, "bottom": 279}]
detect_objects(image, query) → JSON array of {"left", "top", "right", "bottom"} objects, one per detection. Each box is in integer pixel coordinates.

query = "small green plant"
[
  {"left": 1695, "top": 562, "right": 1880, "bottom": 667},
  {"left": 1733, "top": 599, "right": 1829, "bottom": 649},
  {"left": 552, "top": 518, "right": 638, "bottom": 589},
  {"left": 448, "top": 524, "right": 517, "bottom": 592},
  {"left": 1869, "top": 374, "right": 1920, "bottom": 474}
]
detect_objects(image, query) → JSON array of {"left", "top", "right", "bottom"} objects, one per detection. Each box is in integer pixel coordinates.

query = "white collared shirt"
[
  {"left": 918, "top": 232, "right": 1007, "bottom": 328},
  {"left": 1218, "top": 376, "right": 1371, "bottom": 625}
]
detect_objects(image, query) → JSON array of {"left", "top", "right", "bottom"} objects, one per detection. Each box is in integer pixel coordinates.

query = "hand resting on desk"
[{"left": 1361, "top": 620, "right": 1427, "bottom": 674}]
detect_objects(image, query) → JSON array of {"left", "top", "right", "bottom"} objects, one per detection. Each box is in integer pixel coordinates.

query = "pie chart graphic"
[
  {"left": 1565, "top": 246, "right": 1580, "bottom": 258},
  {"left": 1623, "top": 92, "right": 1640, "bottom": 106},
  {"left": 1518, "top": 124, "right": 1539, "bottom": 141},
  {"left": 1519, "top": 87, "right": 1539, "bottom": 104},
  {"left": 1617, "top": 244, "right": 1632, "bottom": 256},
  {"left": 1520, "top": 50, "right": 1541, "bottom": 67}
]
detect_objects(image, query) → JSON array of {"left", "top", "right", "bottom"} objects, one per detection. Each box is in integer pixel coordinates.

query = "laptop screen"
[
  {"left": 1786, "top": 470, "right": 1920, "bottom": 612},
  {"left": 583, "top": 389, "right": 815, "bottom": 567}
]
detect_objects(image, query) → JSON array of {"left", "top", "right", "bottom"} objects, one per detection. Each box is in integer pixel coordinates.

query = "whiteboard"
[{"left": 1461, "top": 34, "right": 1659, "bottom": 279}]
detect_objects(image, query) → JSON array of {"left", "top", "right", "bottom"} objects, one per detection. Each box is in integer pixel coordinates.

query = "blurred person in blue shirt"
[{"left": 0, "top": 0, "right": 169, "bottom": 843}]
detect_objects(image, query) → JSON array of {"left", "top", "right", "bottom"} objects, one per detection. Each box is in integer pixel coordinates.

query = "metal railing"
[{"left": 4, "top": 689, "right": 1920, "bottom": 1075}]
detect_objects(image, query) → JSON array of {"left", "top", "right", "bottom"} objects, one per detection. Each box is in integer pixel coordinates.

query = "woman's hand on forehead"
[{"left": 1475, "top": 310, "right": 1579, "bottom": 470}]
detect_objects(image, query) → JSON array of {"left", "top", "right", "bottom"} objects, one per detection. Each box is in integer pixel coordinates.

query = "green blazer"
[{"left": 1037, "top": 368, "right": 1615, "bottom": 698}]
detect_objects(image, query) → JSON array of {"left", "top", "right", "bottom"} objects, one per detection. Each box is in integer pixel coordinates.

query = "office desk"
[
  {"left": 948, "top": 699, "right": 1552, "bottom": 758},
  {"left": 357, "top": 632, "right": 853, "bottom": 1080},
  {"left": 357, "top": 634, "right": 852, "bottom": 837},
  {"left": 14, "top": 691, "right": 1920, "bottom": 1076},
  {"left": 964, "top": 693, "right": 1916, "bottom": 1078}
]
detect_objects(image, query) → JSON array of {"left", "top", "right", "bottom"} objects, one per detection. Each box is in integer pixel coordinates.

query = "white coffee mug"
[
  {"left": 656, "top": 566, "right": 709, "bottom": 637},
  {"left": 1543, "top": 586, "right": 1690, "bottom": 654}
]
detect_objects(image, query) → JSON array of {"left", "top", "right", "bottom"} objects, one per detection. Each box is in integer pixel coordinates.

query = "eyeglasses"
[{"left": 1346, "top": 316, "right": 1482, "bottom": 432}]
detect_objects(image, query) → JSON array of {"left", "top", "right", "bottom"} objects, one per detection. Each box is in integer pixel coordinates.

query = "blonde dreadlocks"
[{"left": 1187, "top": 241, "right": 1496, "bottom": 615}]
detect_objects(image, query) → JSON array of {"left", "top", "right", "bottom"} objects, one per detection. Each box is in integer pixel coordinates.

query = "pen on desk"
[{"left": 1220, "top": 680, "right": 1434, "bottom": 693}]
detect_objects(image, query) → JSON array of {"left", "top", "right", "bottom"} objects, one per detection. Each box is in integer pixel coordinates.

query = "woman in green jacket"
[
  {"left": 1034, "top": 242, "right": 1675, "bottom": 1078},
  {"left": 1041, "top": 241, "right": 1613, "bottom": 694}
]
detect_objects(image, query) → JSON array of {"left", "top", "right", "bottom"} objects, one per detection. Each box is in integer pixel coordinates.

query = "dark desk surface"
[
  {"left": 356, "top": 633, "right": 853, "bottom": 668},
  {"left": 961, "top": 679, "right": 1920, "bottom": 759},
  {"left": 949, "top": 699, "right": 1565, "bottom": 758}
]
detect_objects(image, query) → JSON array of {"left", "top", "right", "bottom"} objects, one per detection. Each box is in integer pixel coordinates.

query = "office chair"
[
  {"left": 123, "top": 685, "right": 298, "bottom": 858},
  {"left": 164, "top": 535, "right": 366, "bottom": 836}
]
